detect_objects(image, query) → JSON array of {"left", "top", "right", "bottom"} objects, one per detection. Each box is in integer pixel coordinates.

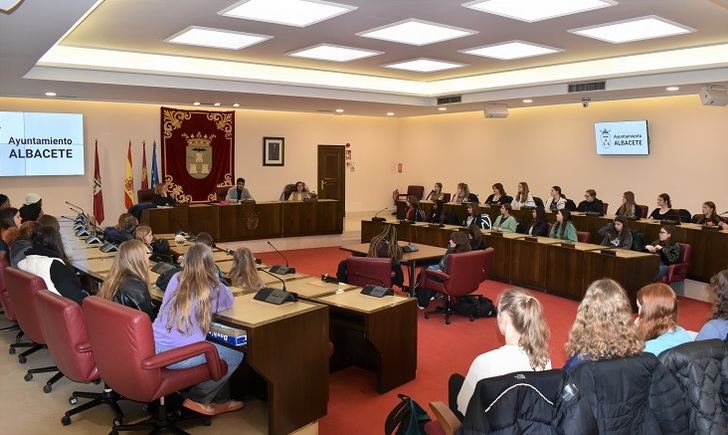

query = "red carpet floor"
[{"left": 255, "top": 247, "right": 713, "bottom": 435}]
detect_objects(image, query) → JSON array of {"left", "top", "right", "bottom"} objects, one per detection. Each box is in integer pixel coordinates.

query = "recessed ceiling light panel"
[
  {"left": 220, "top": 0, "right": 357, "bottom": 27},
  {"left": 287, "top": 44, "right": 382, "bottom": 62},
  {"left": 383, "top": 58, "right": 468, "bottom": 73},
  {"left": 666, "top": 86, "right": 679, "bottom": 91},
  {"left": 461, "top": 40, "right": 562, "bottom": 60},
  {"left": 569, "top": 15, "right": 695, "bottom": 44},
  {"left": 358, "top": 19, "right": 477, "bottom": 46},
  {"left": 166, "top": 26, "right": 272, "bottom": 50},
  {"left": 463, "top": 0, "right": 617, "bottom": 23}
]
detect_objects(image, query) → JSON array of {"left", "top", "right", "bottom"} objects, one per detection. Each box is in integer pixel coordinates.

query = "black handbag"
[{"left": 384, "top": 394, "right": 431, "bottom": 435}]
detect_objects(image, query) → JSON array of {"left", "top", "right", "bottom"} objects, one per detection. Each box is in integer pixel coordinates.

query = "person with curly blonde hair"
[
  {"left": 564, "top": 279, "right": 643, "bottom": 372},
  {"left": 695, "top": 269, "right": 728, "bottom": 341},
  {"left": 635, "top": 283, "right": 691, "bottom": 356},
  {"left": 455, "top": 289, "right": 551, "bottom": 415}
]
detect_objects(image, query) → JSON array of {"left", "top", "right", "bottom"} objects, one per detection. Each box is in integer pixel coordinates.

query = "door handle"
[{"left": 320, "top": 179, "right": 325, "bottom": 190}]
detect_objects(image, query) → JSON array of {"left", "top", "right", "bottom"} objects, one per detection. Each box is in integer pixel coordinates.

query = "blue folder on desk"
[{"left": 207, "top": 322, "right": 247, "bottom": 347}]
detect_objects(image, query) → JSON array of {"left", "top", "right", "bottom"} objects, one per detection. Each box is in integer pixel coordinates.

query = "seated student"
[
  {"left": 492, "top": 204, "right": 517, "bottom": 233},
  {"left": 428, "top": 231, "right": 470, "bottom": 273},
  {"left": 366, "top": 225, "right": 405, "bottom": 287},
  {"left": 104, "top": 213, "right": 138, "bottom": 245},
  {"left": 134, "top": 225, "right": 155, "bottom": 253},
  {"left": 467, "top": 223, "right": 486, "bottom": 251},
  {"left": 615, "top": 191, "right": 639, "bottom": 219},
  {"left": 598, "top": 216, "right": 633, "bottom": 249},
  {"left": 287, "top": 181, "right": 311, "bottom": 201},
  {"left": 226, "top": 247, "right": 264, "bottom": 292},
  {"left": 454, "top": 289, "right": 551, "bottom": 416},
  {"left": 544, "top": 186, "right": 567, "bottom": 211},
  {"left": 644, "top": 225, "right": 681, "bottom": 280},
  {"left": 452, "top": 183, "right": 478, "bottom": 204},
  {"left": 403, "top": 195, "right": 425, "bottom": 221},
  {"left": 510, "top": 182, "right": 536, "bottom": 209},
  {"left": 563, "top": 279, "right": 643, "bottom": 372},
  {"left": 525, "top": 206, "right": 549, "bottom": 237},
  {"left": 549, "top": 209, "right": 577, "bottom": 242},
  {"left": 152, "top": 243, "right": 244, "bottom": 416},
  {"left": 635, "top": 283, "right": 692, "bottom": 356},
  {"left": 692, "top": 201, "right": 721, "bottom": 226},
  {"left": 151, "top": 183, "right": 176, "bottom": 207},
  {"left": 19, "top": 193, "right": 43, "bottom": 223},
  {"left": 425, "top": 199, "right": 446, "bottom": 224},
  {"left": 425, "top": 182, "right": 446, "bottom": 202},
  {"left": 97, "top": 240, "right": 155, "bottom": 320},
  {"left": 484, "top": 183, "right": 512, "bottom": 206},
  {"left": 649, "top": 193, "right": 677, "bottom": 221},
  {"left": 0, "top": 193, "right": 9, "bottom": 209},
  {"left": 0, "top": 207, "right": 21, "bottom": 254},
  {"left": 36, "top": 214, "right": 61, "bottom": 231},
  {"left": 226, "top": 177, "right": 254, "bottom": 202},
  {"left": 183, "top": 232, "right": 228, "bottom": 285},
  {"left": 18, "top": 227, "right": 88, "bottom": 304},
  {"left": 9, "top": 221, "right": 40, "bottom": 267},
  {"left": 461, "top": 202, "right": 489, "bottom": 229},
  {"left": 577, "top": 189, "right": 605, "bottom": 213},
  {"left": 695, "top": 270, "right": 728, "bottom": 341}
]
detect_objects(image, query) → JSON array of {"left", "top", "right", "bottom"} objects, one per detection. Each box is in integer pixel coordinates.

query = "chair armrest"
[
  {"left": 666, "top": 263, "right": 690, "bottom": 281},
  {"left": 74, "top": 342, "right": 92, "bottom": 353},
  {"left": 142, "top": 341, "right": 226, "bottom": 380},
  {"left": 422, "top": 269, "right": 450, "bottom": 283},
  {"left": 428, "top": 401, "right": 461, "bottom": 435}
]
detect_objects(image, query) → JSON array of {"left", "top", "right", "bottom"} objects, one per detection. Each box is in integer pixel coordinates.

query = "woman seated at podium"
[
  {"left": 484, "top": 183, "right": 512, "bottom": 206},
  {"left": 404, "top": 195, "right": 425, "bottom": 221},
  {"left": 544, "top": 186, "right": 567, "bottom": 211},
  {"left": 227, "top": 247, "right": 264, "bottom": 292},
  {"left": 461, "top": 203, "right": 489, "bottom": 229},
  {"left": 692, "top": 201, "right": 722, "bottom": 226},
  {"left": 635, "top": 283, "right": 691, "bottom": 356},
  {"left": 152, "top": 183, "right": 176, "bottom": 207},
  {"left": 524, "top": 206, "right": 549, "bottom": 237},
  {"left": 649, "top": 193, "right": 677, "bottom": 221},
  {"left": 367, "top": 225, "right": 405, "bottom": 287},
  {"left": 615, "top": 191, "right": 639, "bottom": 219},
  {"left": 452, "top": 183, "right": 478, "bottom": 204},
  {"left": 153, "top": 243, "right": 244, "bottom": 416},
  {"left": 644, "top": 225, "right": 681, "bottom": 280},
  {"left": 97, "top": 240, "right": 155, "bottom": 320},
  {"left": 425, "top": 182, "right": 446, "bottom": 202},
  {"left": 425, "top": 200, "right": 446, "bottom": 224},
  {"left": 598, "top": 216, "right": 633, "bottom": 249},
  {"left": 510, "top": 182, "right": 536, "bottom": 209},
  {"left": 287, "top": 181, "right": 311, "bottom": 201},
  {"left": 492, "top": 204, "right": 517, "bottom": 233},
  {"left": 549, "top": 209, "right": 577, "bottom": 242}
]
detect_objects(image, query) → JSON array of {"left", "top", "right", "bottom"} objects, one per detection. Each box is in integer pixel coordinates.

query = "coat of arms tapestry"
[{"left": 160, "top": 107, "right": 234, "bottom": 202}]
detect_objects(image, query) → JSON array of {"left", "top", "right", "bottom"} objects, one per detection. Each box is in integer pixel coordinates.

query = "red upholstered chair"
[
  {"left": 637, "top": 205, "right": 649, "bottom": 218},
  {"left": 36, "top": 290, "right": 124, "bottom": 426},
  {"left": 4, "top": 267, "right": 63, "bottom": 392},
  {"left": 661, "top": 243, "right": 692, "bottom": 285},
  {"left": 346, "top": 257, "right": 393, "bottom": 288},
  {"left": 397, "top": 185, "right": 425, "bottom": 201},
  {"left": 442, "top": 193, "right": 452, "bottom": 203},
  {"left": 137, "top": 189, "right": 154, "bottom": 203},
  {"left": 576, "top": 231, "right": 591, "bottom": 243},
  {"left": 0, "top": 253, "right": 21, "bottom": 333},
  {"left": 421, "top": 248, "right": 494, "bottom": 324},
  {"left": 216, "top": 186, "right": 230, "bottom": 202},
  {"left": 602, "top": 202, "right": 609, "bottom": 214},
  {"left": 82, "top": 296, "right": 228, "bottom": 434}
]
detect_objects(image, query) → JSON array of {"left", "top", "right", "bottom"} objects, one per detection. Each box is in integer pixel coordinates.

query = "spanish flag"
[
  {"left": 124, "top": 141, "right": 135, "bottom": 209},
  {"left": 140, "top": 140, "right": 149, "bottom": 190}
]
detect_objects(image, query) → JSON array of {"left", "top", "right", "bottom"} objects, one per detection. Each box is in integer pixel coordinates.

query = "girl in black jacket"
[
  {"left": 644, "top": 225, "right": 681, "bottom": 280},
  {"left": 525, "top": 206, "right": 549, "bottom": 236},
  {"left": 598, "top": 216, "right": 633, "bottom": 249},
  {"left": 97, "top": 239, "right": 155, "bottom": 320}
]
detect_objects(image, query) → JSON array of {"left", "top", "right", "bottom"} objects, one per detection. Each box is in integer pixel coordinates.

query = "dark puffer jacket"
[
  {"left": 659, "top": 339, "right": 728, "bottom": 435},
  {"left": 457, "top": 369, "right": 597, "bottom": 435},
  {"left": 570, "top": 353, "right": 690, "bottom": 434}
]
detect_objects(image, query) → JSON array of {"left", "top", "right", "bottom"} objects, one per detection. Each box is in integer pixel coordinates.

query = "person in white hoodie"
[{"left": 18, "top": 226, "right": 88, "bottom": 304}]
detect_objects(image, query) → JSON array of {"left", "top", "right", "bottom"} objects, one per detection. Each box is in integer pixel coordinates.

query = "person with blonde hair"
[
  {"left": 455, "top": 289, "right": 551, "bottom": 415},
  {"left": 226, "top": 247, "right": 263, "bottom": 292},
  {"left": 695, "top": 269, "right": 728, "bottom": 341},
  {"left": 133, "top": 225, "right": 154, "bottom": 251},
  {"left": 635, "top": 283, "right": 691, "bottom": 355},
  {"left": 97, "top": 240, "right": 154, "bottom": 320},
  {"left": 152, "top": 243, "right": 243, "bottom": 416},
  {"left": 564, "top": 279, "right": 643, "bottom": 372}
]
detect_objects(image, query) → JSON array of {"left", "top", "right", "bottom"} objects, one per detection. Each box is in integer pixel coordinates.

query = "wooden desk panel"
[
  {"left": 583, "top": 249, "right": 659, "bottom": 309},
  {"left": 509, "top": 237, "right": 559, "bottom": 289},
  {"left": 282, "top": 201, "right": 318, "bottom": 236},
  {"left": 545, "top": 243, "right": 601, "bottom": 301},
  {"left": 481, "top": 232, "right": 520, "bottom": 282}
]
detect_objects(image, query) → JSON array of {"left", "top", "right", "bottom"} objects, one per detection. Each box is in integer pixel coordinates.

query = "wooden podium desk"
[
  {"left": 480, "top": 231, "right": 525, "bottom": 282},
  {"left": 545, "top": 242, "right": 603, "bottom": 301},
  {"left": 584, "top": 249, "right": 659, "bottom": 309},
  {"left": 507, "top": 236, "right": 560, "bottom": 289}
]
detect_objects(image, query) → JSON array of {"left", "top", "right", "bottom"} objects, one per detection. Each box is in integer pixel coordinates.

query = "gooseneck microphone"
[
  {"left": 253, "top": 268, "right": 298, "bottom": 305},
  {"left": 372, "top": 207, "right": 389, "bottom": 222},
  {"left": 65, "top": 201, "right": 86, "bottom": 215},
  {"left": 259, "top": 267, "right": 288, "bottom": 292},
  {"left": 267, "top": 241, "right": 295, "bottom": 274}
]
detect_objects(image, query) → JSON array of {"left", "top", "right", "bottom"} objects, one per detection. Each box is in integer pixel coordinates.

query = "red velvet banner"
[{"left": 160, "top": 107, "right": 234, "bottom": 202}]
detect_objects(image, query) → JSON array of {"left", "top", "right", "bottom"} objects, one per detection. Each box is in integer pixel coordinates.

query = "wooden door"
[{"left": 317, "top": 145, "right": 345, "bottom": 218}]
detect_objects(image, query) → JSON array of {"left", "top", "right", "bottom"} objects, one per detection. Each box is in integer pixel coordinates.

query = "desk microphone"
[
  {"left": 254, "top": 269, "right": 298, "bottom": 305},
  {"left": 211, "top": 244, "right": 234, "bottom": 256},
  {"left": 65, "top": 201, "right": 86, "bottom": 215},
  {"left": 371, "top": 208, "right": 389, "bottom": 222},
  {"left": 259, "top": 267, "right": 288, "bottom": 292},
  {"left": 267, "top": 241, "right": 295, "bottom": 274}
]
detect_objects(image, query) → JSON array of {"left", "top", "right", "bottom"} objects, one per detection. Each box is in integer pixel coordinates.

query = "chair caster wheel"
[
  {"left": 24, "top": 373, "right": 32, "bottom": 381},
  {"left": 113, "top": 417, "right": 124, "bottom": 427},
  {"left": 469, "top": 316, "right": 475, "bottom": 322},
  {"left": 69, "top": 396, "right": 78, "bottom": 405},
  {"left": 18, "top": 356, "right": 26, "bottom": 364},
  {"left": 43, "top": 384, "right": 52, "bottom": 393},
  {"left": 9, "top": 347, "right": 16, "bottom": 355},
  {"left": 424, "top": 313, "right": 430, "bottom": 319},
  {"left": 61, "top": 415, "right": 71, "bottom": 426},
  {"left": 445, "top": 318, "right": 451, "bottom": 325},
  {"left": 203, "top": 417, "right": 212, "bottom": 426}
]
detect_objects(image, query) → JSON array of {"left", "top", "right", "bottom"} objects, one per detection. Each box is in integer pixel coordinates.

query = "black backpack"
[
  {"left": 385, "top": 394, "right": 431, "bottom": 435},
  {"left": 452, "top": 295, "right": 497, "bottom": 320}
]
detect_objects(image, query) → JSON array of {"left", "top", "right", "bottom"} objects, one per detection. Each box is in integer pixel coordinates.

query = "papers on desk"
[{"left": 207, "top": 322, "right": 247, "bottom": 347}]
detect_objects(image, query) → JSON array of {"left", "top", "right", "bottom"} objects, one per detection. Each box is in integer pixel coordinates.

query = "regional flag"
[
  {"left": 151, "top": 140, "right": 160, "bottom": 187},
  {"left": 140, "top": 140, "right": 149, "bottom": 190},
  {"left": 124, "top": 141, "right": 135, "bottom": 209},
  {"left": 92, "top": 140, "right": 105, "bottom": 224}
]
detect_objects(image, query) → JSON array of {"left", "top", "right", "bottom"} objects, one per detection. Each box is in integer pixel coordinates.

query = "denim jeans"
[
  {"left": 156, "top": 342, "right": 244, "bottom": 405},
  {"left": 655, "top": 264, "right": 668, "bottom": 280}
]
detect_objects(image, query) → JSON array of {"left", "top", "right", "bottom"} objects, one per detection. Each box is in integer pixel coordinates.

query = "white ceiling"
[{"left": 1, "top": 0, "right": 727, "bottom": 116}]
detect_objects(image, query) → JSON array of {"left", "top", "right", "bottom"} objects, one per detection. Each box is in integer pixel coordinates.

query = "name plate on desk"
[
  {"left": 401, "top": 244, "right": 418, "bottom": 253},
  {"left": 560, "top": 242, "right": 576, "bottom": 248},
  {"left": 398, "top": 220, "right": 415, "bottom": 225},
  {"left": 585, "top": 212, "right": 604, "bottom": 217},
  {"left": 600, "top": 249, "right": 617, "bottom": 256},
  {"left": 660, "top": 219, "right": 679, "bottom": 226},
  {"left": 488, "top": 231, "right": 504, "bottom": 237},
  {"left": 371, "top": 217, "right": 386, "bottom": 222},
  {"left": 523, "top": 236, "right": 538, "bottom": 242},
  {"left": 702, "top": 225, "right": 720, "bottom": 232},
  {"left": 253, "top": 287, "right": 298, "bottom": 305},
  {"left": 361, "top": 285, "right": 393, "bottom": 298},
  {"left": 427, "top": 223, "right": 445, "bottom": 228}
]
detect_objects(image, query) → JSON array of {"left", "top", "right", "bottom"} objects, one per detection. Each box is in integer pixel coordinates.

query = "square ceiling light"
[
  {"left": 220, "top": 0, "right": 357, "bottom": 27},
  {"left": 569, "top": 16, "right": 695, "bottom": 43},
  {"left": 358, "top": 19, "right": 477, "bottom": 46},
  {"left": 461, "top": 40, "right": 562, "bottom": 60},
  {"left": 463, "top": 0, "right": 617, "bottom": 22},
  {"left": 166, "top": 26, "right": 271, "bottom": 50},
  {"left": 383, "top": 58, "right": 468, "bottom": 73},
  {"left": 287, "top": 44, "right": 382, "bottom": 62}
]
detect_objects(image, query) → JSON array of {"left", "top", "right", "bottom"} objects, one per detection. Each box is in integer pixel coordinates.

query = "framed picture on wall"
[{"left": 263, "top": 137, "right": 285, "bottom": 166}]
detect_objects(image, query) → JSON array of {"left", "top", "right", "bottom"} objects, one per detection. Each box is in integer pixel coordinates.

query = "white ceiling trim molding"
[{"left": 35, "top": 43, "right": 728, "bottom": 98}]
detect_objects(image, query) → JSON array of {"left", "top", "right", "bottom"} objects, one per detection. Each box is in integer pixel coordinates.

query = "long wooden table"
[{"left": 140, "top": 200, "right": 343, "bottom": 242}]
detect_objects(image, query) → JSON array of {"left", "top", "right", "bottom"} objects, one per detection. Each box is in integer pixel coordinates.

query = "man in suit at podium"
[{"left": 226, "top": 178, "right": 254, "bottom": 202}]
